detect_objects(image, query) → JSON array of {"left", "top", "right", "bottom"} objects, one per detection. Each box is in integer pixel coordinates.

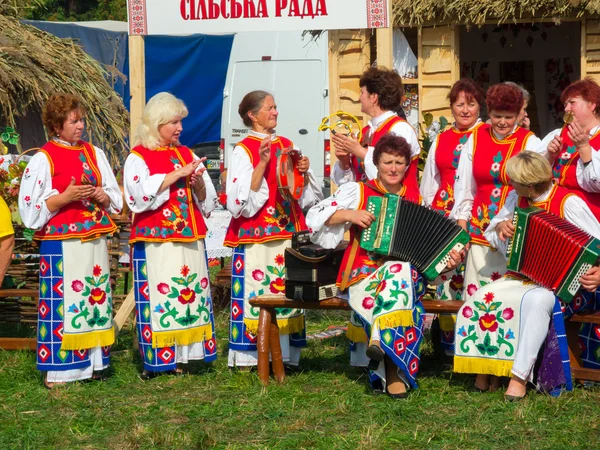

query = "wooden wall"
[
  {"left": 582, "top": 18, "right": 600, "bottom": 83},
  {"left": 418, "top": 25, "right": 460, "bottom": 122}
]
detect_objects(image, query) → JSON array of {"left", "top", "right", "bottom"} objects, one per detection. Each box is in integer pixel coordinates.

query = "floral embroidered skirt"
[
  {"left": 348, "top": 261, "right": 426, "bottom": 389},
  {"left": 463, "top": 244, "right": 507, "bottom": 299},
  {"left": 229, "top": 240, "right": 306, "bottom": 355},
  {"left": 454, "top": 277, "right": 570, "bottom": 387},
  {"left": 132, "top": 241, "right": 217, "bottom": 373},
  {"left": 37, "top": 239, "right": 112, "bottom": 373}
]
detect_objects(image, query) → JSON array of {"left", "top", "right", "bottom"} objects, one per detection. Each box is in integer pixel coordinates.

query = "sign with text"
[{"left": 127, "top": 0, "right": 390, "bottom": 35}]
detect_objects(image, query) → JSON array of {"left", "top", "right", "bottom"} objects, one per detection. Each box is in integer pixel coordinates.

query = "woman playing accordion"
[
  {"left": 307, "top": 134, "right": 460, "bottom": 398},
  {"left": 454, "top": 152, "right": 600, "bottom": 399}
]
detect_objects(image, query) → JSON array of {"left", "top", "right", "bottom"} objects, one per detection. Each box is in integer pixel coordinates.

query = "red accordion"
[{"left": 507, "top": 207, "right": 600, "bottom": 302}]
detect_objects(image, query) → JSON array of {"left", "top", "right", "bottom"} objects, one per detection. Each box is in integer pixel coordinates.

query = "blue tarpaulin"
[{"left": 24, "top": 20, "right": 233, "bottom": 147}]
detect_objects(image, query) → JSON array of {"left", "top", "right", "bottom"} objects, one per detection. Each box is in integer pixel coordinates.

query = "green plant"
[{"left": 418, "top": 112, "right": 449, "bottom": 171}]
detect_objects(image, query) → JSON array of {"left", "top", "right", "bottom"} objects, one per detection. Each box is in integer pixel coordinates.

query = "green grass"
[{"left": 1, "top": 307, "right": 599, "bottom": 449}]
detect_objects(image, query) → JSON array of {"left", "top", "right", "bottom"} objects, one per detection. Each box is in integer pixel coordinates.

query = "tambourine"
[
  {"left": 318, "top": 110, "right": 363, "bottom": 142},
  {"left": 276, "top": 147, "right": 305, "bottom": 202}
]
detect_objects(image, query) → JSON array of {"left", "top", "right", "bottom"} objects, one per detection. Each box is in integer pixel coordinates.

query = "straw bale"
[{"left": 0, "top": 8, "right": 128, "bottom": 168}]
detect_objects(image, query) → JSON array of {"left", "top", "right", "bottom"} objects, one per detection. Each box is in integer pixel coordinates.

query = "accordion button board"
[{"left": 360, "top": 193, "right": 470, "bottom": 280}]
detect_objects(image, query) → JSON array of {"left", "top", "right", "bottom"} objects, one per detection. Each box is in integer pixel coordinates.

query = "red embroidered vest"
[
  {"left": 224, "top": 135, "right": 307, "bottom": 247},
  {"left": 336, "top": 180, "right": 422, "bottom": 288},
  {"left": 431, "top": 124, "right": 482, "bottom": 216},
  {"left": 516, "top": 184, "right": 575, "bottom": 219},
  {"left": 552, "top": 128, "right": 600, "bottom": 219},
  {"left": 129, "top": 145, "right": 207, "bottom": 243},
  {"left": 468, "top": 124, "right": 534, "bottom": 246},
  {"left": 34, "top": 140, "right": 117, "bottom": 241}
]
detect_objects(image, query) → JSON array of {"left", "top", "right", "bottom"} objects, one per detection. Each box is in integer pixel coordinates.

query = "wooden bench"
[
  {"left": 249, "top": 295, "right": 463, "bottom": 385},
  {"left": 567, "top": 310, "right": 600, "bottom": 382},
  {"left": 0, "top": 289, "right": 38, "bottom": 350}
]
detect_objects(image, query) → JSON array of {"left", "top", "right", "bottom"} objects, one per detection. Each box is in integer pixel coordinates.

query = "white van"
[{"left": 219, "top": 31, "right": 330, "bottom": 196}]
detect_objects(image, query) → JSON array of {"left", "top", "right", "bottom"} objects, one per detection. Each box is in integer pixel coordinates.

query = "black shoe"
[
  {"left": 366, "top": 343, "right": 385, "bottom": 362},
  {"left": 386, "top": 388, "right": 409, "bottom": 399},
  {"left": 367, "top": 358, "right": 381, "bottom": 371}
]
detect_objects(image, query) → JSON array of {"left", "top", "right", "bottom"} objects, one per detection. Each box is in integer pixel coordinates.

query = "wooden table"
[{"left": 249, "top": 295, "right": 464, "bottom": 385}]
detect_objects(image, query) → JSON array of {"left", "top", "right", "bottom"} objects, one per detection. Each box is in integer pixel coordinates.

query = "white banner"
[{"left": 127, "top": 0, "right": 390, "bottom": 35}]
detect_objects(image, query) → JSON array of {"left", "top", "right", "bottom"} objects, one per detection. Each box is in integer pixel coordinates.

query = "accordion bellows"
[
  {"left": 507, "top": 207, "right": 600, "bottom": 302},
  {"left": 360, "top": 194, "right": 470, "bottom": 280}
]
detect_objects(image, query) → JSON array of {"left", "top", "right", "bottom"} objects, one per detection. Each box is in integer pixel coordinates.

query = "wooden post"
[
  {"left": 376, "top": 1, "right": 393, "bottom": 69},
  {"left": 128, "top": 35, "right": 146, "bottom": 143},
  {"left": 257, "top": 307, "right": 272, "bottom": 385},
  {"left": 269, "top": 311, "right": 285, "bottom": 383}
]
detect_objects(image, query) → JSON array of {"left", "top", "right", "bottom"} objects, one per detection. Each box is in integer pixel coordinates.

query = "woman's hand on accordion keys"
[
  {"left": 444, "top": 249, "right": 464, "bottom": 272},
  {"left": 497, "top": 220, "right": 515, "bottom": 241},
  {"left": 348, "top": 210, "right": 375, "bottom": 229},
  {"left": 580, "top": 266, "right": 600, "bottom": 292}
]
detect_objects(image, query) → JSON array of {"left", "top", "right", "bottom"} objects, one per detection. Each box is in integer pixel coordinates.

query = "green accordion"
[
  {"left": 506, "top": 206, "right": 600, "bottom": 302},
  {"left": 360, "top": 194, "right": 471, "bottom": 280}
]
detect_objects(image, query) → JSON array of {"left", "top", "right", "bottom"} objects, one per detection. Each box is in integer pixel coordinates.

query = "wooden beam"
[
  {"left": 376, "top": 1, "right": 393, "bottom": 69},
  {"left": 113, "top": 289, "right": 135, "bottom": 337},
  {"left": 128, "top": 35, "right": 146, "bottom": 144}
]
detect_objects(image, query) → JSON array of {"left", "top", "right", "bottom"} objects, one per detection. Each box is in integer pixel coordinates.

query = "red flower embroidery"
[
  {"left": 269, "top": 277, "right": 285, "bottom": 294},
  {"left": 362, "top": 297, "right": 375, "bottom": 309},
  {"left": 389, "top": 264, "right": 402, "bottom": 273},
  {"left": 89, "top": 287, "right": 107, "bottom": 305},
  {"left": 93, "top": 265, "right": 102, "bottom": 277},
  {"left": 24, "top": 195, "right": 31, "bottom": 202},
  {"left": 200, "top": 277, "right": 209, "bottom": 289},
  {"left": 502, "top": 308, "right": 514, "bottom": 320},
  {"left": 180, "top": 265, "right": 190, "bottom": 277},
  {"left": 133, "top": 175, "right": 139, "bottom": 182},
  {"left": 462, "top": 305, "right": 474, "bottom": 318},
  {"left": 478, "top": 313, "right": 498, "bottom": 332},
  {"left": 490, "top": 271, "right": 502, "bottom": 281},
  {"left": 252, "top": 270, "right": 265, "bottom": 281},
  {"left": 178, "top": 287, "right": 196, "bottom": 305},
  {"left": 71, "top": 280, "right": 84, "bottom": 293},
  {"left": 484, "top": 292, "right": 495, "bottom": 304},
  {"left": 157, "top": 283, "right": 170, "bottom": 294},
  {"left": 278, "top": 217, "right": 289, "bottom": 228},
  {"left": 331, "top": 201, "right": 338, "bottom": 206},
  {"left": 274, "top": 254, "right": 284, "bottom": 266}
]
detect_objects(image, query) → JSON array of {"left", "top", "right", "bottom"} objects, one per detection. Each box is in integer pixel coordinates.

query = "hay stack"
[
  {"left": 0, "top": 1, "right": 129, "bottom": 167},
  {"left": 392, "top": 0, "right": 600, "bottom": 27}
]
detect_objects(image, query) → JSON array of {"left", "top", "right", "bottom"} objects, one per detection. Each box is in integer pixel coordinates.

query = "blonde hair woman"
[
  {"left": 124, "top": 92, "right": 219, "bottom": 378},
  {"left": 454, "top": 151, "right": 600, "bottom": 399}
]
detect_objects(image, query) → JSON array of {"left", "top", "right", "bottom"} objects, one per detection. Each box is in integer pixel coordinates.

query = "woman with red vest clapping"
[
  {"left": 331, "top": 67, "right": 421, "bottom": 201},
  {"left": 124, "top": 93, "right": 219, "bottom": 378},
  {"left": 224, "top": 90, "right": 323, "bottom": 369},
  {"left": 18, "top": 93, "right": 123, "bottom": 388}
]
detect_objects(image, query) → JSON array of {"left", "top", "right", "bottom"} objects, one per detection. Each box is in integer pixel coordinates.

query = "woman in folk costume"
[
  {"left": 225, "top": 90, "right": 323, "bottom": 368},
  {"left": 450, "top": 83, "right": 542, "bottom": 298},
  {"left": 124, "top": 92, "right": 218, "bottom": 378},
  {"left": 541, "top": 77, "right": 600, "bottom": 370},
  {"left": 420, "top": 78, "right": 485, "bottom": 355},
  {"left": 454, "top": 152, "right": 600, "bottom": 398},
  {"left": 18, "top": 93, "right": 122, "bottom": 388},
  {"left": 307, "top": 134, "right": 461, "bottom": 398},
  {"left": 331, "top": 67, "right": 421, "bottom": 198}
]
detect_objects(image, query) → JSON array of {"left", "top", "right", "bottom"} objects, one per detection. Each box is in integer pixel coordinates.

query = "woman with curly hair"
[
  {"left": 18, "top": 93, "right": 122, "bottom": 388},
  {"left": 331, "top": 66, "right": 421, "bottom": 200},
  {"left": 124, "top": 92, "right": 219, "bottom": 378},
  {"left": 450, "top": 84, "right": 543, "bottom": 365}
]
